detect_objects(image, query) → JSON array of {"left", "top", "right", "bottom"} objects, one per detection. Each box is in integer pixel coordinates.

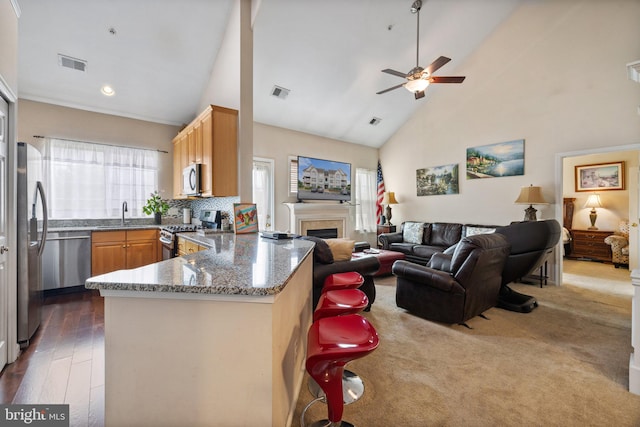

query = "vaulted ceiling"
[{"left": 17, "top": 0, "right": 522, "bottom": 148}]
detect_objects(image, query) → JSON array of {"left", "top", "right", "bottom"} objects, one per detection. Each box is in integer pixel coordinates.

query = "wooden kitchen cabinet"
[
  {"left": 177, "top": 236, "right": 207, "bottom": 256},
  {"left": 92, "top": 229, "right": 159, "bottom": 275},
  {"left": 172, "top": 105, "right": 238, "bottom": 198},
  {"left": 569, "top": 229, "right": 613, "bottom": 262}
]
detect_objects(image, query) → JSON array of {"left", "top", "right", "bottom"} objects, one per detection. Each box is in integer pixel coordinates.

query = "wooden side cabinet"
[
  {"left": 92, "top": 229, "right": 159, "bottom": 275},
  {"left": 569, "top": 229, "right": 613, "bottom": 262},
  {"left": 177, "top": 236, "right": 207, "bottom": 257}
]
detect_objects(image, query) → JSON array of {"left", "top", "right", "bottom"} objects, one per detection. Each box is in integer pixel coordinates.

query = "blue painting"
[{"left": 466, "top": 139, "right": 525, "bottom": 179}]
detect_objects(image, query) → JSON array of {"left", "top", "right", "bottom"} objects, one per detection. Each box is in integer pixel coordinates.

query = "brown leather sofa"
[
  {"left": 393, "top": 233, "right": 511, "bottom": 324},
  {"left": 299, "top": 236, "right": 380, "bottom": 311},
  {"left": 378, "top": 222, "right": 498, "bottom": 265},
  {"left": 391, "top": 220, "right": 562, "bottom": 321}
]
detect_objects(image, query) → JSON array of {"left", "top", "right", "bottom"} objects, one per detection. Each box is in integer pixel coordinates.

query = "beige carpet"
[{"left": 294, "top": 266, "right": 640, "bottom": 426}]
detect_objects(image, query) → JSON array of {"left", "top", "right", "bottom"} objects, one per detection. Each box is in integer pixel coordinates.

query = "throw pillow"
[
  {"left": 325, "top": 238, "right": 356, "bottom": 261},
  {"left": 465, "top": 226, "right": 496, "bottom": 237},
  {"left": 403, "top": 222, "right": 424, "bottom": 244},
  {"left": 299, "top": 236, "right": 334, "bottom": 264}
]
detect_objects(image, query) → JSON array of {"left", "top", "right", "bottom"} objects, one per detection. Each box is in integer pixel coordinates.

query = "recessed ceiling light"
[{"left": 101, "top": 85, "right": 115, "bottom": 96}]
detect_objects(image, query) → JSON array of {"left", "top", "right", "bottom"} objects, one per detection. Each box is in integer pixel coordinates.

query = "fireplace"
[
  {"left": 307, "top": 228, "right": 338, "bottom": 239},
  {"left": 285, "top": 203, "right": 351, "bottom": 238}
]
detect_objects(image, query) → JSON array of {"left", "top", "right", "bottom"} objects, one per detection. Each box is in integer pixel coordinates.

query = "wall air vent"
[
  {"left": 369, "top": 117, "right": 382, "bottom": 126},
  {"left": 58, "top": 54, "right": 87, "bottom": 72},
  {"left": 271, "top": 85, "right": 290, "bottom": 100}
]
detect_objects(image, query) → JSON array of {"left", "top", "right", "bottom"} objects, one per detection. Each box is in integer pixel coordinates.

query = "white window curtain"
[
  {"left": 252, "top": 158, "right": 274, "bottom": 231},
  {"left": 355, "top": 168, "right": 377, "bottom": 232},
  {"left": 42, "top": 138, "right": 159, "bottom": 219}
]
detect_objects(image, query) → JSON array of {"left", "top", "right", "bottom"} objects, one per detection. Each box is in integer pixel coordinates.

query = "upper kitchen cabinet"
[{"left": 172, "top": 105, "right": 238, "bottom": 199}]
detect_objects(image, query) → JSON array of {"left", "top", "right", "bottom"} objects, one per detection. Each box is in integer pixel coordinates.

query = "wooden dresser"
[{"left": 569, "top": 229, "right": 613, "bottom": 262}]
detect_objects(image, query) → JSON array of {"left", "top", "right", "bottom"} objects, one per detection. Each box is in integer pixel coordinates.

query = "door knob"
[
  {"left": 0, "top": 246, "right": 8, "bottom": 254},
  {"left": 632, "top": 222, "right": 638, "bottom": 227}
]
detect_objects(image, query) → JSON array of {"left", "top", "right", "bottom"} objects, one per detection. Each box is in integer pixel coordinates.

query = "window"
[
  {"left": 42, "top": 138, "right": 159, "bottom": 219},
  {"left": 355, "top": 168, "right": 377, "bottom": 232},
  {"left": 289, "top": 156, "right": 298, "bottom": 198},
  {"left": 253, "top": 157, "right": 274, "bottom": 231}
]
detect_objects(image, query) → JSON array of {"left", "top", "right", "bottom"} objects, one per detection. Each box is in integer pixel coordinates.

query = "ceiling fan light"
[{"left": 404, "top": 79, "right": 429, "bottom": 93}]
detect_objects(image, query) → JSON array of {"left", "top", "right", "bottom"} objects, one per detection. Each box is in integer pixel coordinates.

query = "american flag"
[{"left": 376, "top": 160, "right": 385, "bottom": 225}]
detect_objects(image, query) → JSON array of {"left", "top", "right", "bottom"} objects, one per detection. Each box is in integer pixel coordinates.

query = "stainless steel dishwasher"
[{"left": 42, "top": 231, "right": 92, "bottom": 291}]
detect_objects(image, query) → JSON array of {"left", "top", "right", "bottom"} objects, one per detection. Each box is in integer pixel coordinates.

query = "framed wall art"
[
  {"left": 466, "top": 139, "right": 524, "bottom": 179},
  {"left": 416, "top": 164, "right": 459, "bottom": 196},
  {"left": 575, "top": 161, "right": 625, "bottom": 192},
  {"left": 233, "top": 203, "right": 259, "bottom": 233}
]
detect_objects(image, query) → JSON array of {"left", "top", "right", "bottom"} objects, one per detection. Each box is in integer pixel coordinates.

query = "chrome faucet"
[{"left": 122, "top": 201, "right": 128, "bottom": 225}]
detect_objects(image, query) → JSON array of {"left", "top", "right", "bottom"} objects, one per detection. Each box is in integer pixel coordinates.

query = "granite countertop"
[{"left": 85, "top": 234, "right": 314, "bottom": 296}]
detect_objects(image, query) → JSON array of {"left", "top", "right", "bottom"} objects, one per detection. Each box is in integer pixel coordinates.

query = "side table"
[{"left": 377, "top": 224, "right": 396, "bottom": 248}]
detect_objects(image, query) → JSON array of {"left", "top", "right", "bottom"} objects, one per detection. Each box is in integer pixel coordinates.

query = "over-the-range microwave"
[{"left": 183, "top": 164, "right": 202, "bottom": 196}]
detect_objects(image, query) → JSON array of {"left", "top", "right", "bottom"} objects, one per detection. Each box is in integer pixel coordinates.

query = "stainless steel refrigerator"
[{"left": 17, "top": 142, "right": 48, "bottom": 347}]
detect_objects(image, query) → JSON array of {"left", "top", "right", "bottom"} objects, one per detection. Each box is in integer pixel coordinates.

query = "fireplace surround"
[{"left": 285, "top": 203, "right": 351, "bottom": 237}]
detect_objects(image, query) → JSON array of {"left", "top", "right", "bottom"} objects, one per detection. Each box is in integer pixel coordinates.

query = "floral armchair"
[{"left": 604, "top": 219, "right": 629, "bottom": 268}]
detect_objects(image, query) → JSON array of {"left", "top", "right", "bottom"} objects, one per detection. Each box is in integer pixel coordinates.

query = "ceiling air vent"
[
  {"left": 369, "top": 117, "right": 382, "bottom": 126},
  {"left": 58, "top": 54, "right": 87, "bottom": 72},
  {"left": 271, "top": 85, "right": 290, "bottom": 100}
]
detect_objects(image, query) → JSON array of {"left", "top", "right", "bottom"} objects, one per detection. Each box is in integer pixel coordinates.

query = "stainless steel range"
[{"left": 159, "top": 224, "right": 201, "bottom": 260}]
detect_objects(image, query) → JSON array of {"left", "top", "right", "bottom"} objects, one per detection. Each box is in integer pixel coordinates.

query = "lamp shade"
[
  {"left": 514, "top": 185, "right": 547, "bottom": 205},
  {"left": 382, "top": 191, "right": 398, "bottom": 205},
  {"left": 584, "top": 194, "right": 603, "bottom": 209},
  {"left": 404, "top": 79, "right": 429, "bottom": 93}
]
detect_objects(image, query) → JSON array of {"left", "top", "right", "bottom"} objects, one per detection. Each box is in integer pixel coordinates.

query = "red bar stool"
[
  {"left": 314, "top": 289, "right": 369, "bottom": 322},
  {"left": 301, "top": 314, "right": 380, "bottom": 427},
  {"left": 309, "top": 289, "right": 369, "bottom": 404},
  {"left": 323, "top": 271, "right": 364, "bottom": 292}
]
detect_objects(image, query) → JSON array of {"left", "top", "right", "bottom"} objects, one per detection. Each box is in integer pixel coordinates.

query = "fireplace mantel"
[{"left": 285, "top": 203, "right": 351, "bottom": 238}]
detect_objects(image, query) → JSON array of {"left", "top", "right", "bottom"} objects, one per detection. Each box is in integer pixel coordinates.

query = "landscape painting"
[
  {"left": 575, "top": 161, "right": 625, "bottom": 192},
  {"left": 466, "top": 139, "right": 525, "bottom": 179},
  {"left": 416, "top": 164, "right": 459, "bottom": 196}
]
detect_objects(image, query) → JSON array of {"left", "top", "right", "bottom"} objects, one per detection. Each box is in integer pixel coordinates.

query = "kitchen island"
[{"left": 86, "top": 233, "right": 315, "bottom": 427}]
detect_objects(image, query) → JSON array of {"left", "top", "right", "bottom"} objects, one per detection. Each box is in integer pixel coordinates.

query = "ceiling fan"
[{"left": 376, "top": 0, "right": 465, "bottom": 100}]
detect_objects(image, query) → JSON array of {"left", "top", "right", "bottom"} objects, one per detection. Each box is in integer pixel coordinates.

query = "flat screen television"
[{"left": 297, "top": 155, "right": 351, "bottom": 202}]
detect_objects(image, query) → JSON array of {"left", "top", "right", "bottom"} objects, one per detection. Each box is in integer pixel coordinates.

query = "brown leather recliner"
[{"left": 393, "top": 233, "right": 510, "bottom": 324}]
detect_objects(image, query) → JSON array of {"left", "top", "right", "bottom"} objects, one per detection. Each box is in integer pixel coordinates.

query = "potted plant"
[{"left": 143, "top": 191, "right": 170, "bottom": 224}]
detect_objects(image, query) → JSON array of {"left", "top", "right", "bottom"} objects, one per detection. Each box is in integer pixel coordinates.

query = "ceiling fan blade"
[
  {"left": 425, "top": 56, "right": 451, "bottom": 76},
  {"left": 430, "top": 76, "right": 466, "bottom": 84},
  {"left": 414, "top": 90, "right": 425, "bottom": 100},
  {"left": 382, "top": 68, "right": 408, "bottom": 78},
  {"left": 376, "top": 83, "right": 406, "bottom": 95}
]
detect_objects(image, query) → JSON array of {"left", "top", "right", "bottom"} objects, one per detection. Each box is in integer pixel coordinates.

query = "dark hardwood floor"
[{"left": 0, "top": 290, "right": 105, "bottom": 427}]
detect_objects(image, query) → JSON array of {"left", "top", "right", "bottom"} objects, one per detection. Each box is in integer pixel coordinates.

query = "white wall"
[
  {"left": 253, "top": 122, "right": 378, "bottom": 236},
  {"left": 563, "top": 151, "right": 638, "bottom": 231},
  {"left": 379, "top": 0, "right": 640, "bottom": 228},
  {"left": 0, "top": 0, "right": 18, "bottom": 94}
]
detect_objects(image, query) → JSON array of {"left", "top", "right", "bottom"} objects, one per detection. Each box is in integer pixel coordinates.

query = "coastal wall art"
[
  {"left": 416, "top": 164, "right": 459, "bottom": 196},
  {"left": 466, "top": 139, "right": 525, "bottom": 179},
  {"left": 575, "top": 161, "right": 625, "bottom": 192}
]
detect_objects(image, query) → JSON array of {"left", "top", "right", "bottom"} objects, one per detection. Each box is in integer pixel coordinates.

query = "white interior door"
[
  {"left": 253, "top": 158, "right": 274, "bottom": 231},
  {"left": 632, "top": 161, "right": 640, "bottom": 270},
  {"left": 0, "top": 96, "right": 9, "bottom": 369}
]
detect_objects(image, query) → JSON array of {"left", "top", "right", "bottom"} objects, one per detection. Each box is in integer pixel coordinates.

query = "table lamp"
[
  {"left": 514, "top": 185, "right": 548, "bottom": 221},
  {"left": 584, "top": 193, "right": 603, "bottom": 230},
  {"left": 382, "top": 191, "right": 398, "bottom": 225}
]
